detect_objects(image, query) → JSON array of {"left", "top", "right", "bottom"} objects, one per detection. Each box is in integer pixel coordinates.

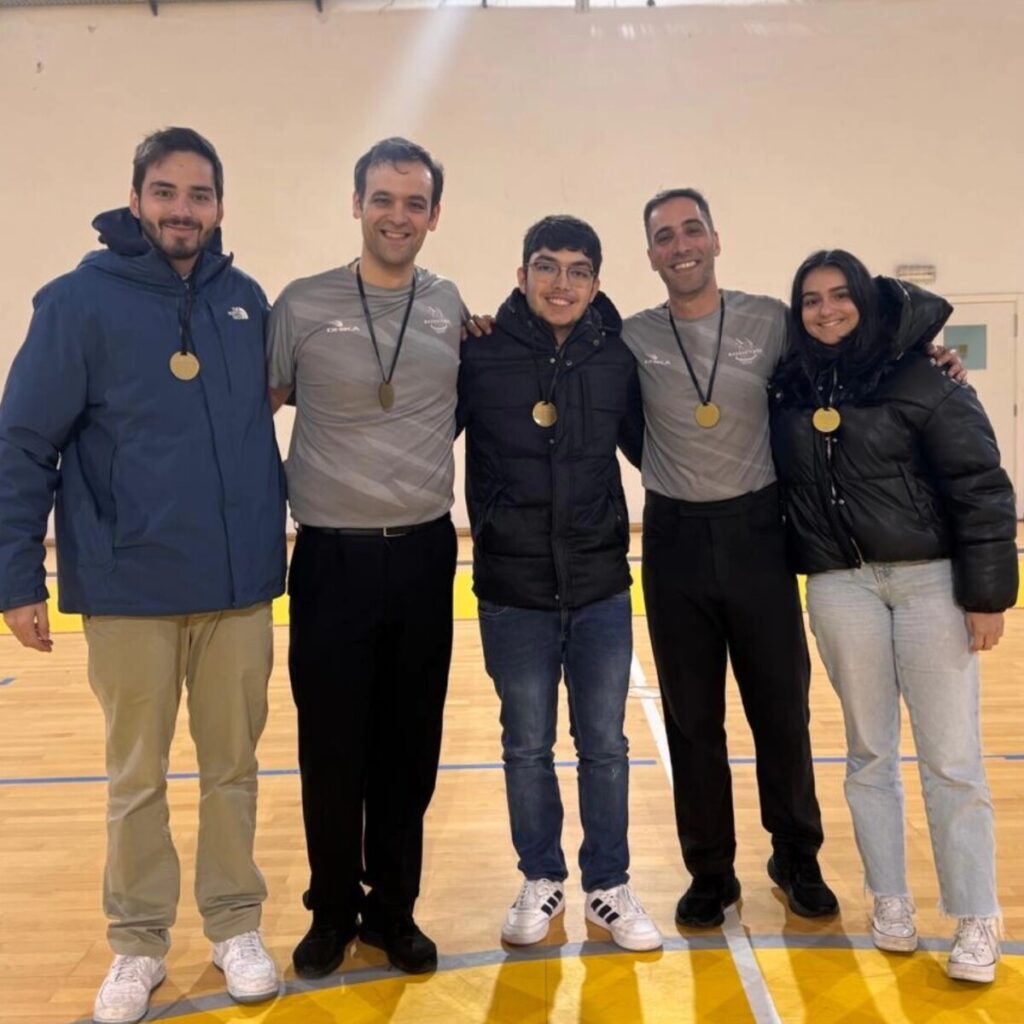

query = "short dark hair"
[
  {"left": 643, "top": 187, "right": 714, "bottom": 240},
  {"left": 132, "top": 127, "right": 224, "bottom": 200},
  {"left": 522, "top": 215, "right": 603, "bottom": 275},
  {"left": 785, "top": 248, "right": 883, "bottom": 380},
  {"left": 353, "top": 137, "right": 445, "bottom": 210}
]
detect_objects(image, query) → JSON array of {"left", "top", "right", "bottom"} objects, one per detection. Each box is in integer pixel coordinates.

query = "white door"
[{"left": 940, "top": 297, "right": 1020, "bottom": 515}]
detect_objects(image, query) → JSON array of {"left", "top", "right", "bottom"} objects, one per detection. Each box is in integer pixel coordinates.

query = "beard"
[{"left": 138, "top": 215, "right": 211, "bottom": 263}]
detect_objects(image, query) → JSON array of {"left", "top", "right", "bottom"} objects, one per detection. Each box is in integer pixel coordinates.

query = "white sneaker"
[
  {"left": 585, "top": 884, "right": 663, "bottom": 952},
  {"left": 501, "top": 879, "right": 566, "bottom": 945},
  {"left": 947, "top": 916, "right": 1000, "bottom": 983},
  {"left": 92, "top": 955, "right": 166, "bottom": 1024},
  {"left": 212, "top": 930, "right": 279, "bottom": 1004},
  {"left": 871, "top": 895, "right": 918, "bottom": 952}
]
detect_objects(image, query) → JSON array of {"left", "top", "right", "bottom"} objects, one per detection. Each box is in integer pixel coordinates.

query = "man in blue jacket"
[
  {"left": 458, "top": 216, "right": 660, "bottom": 952},
  {"left": 0, "top": 128, "right": 286, "bottom": 1024}
]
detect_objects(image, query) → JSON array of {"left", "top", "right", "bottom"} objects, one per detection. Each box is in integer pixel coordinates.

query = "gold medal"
[
  {"left": 169, "top": 351, "right": 200, "bottom": 381},
  {"left": 532, "top": 401, "right": 558, "bottom": 427},
  {"left": 694, "top": 402, "right": 721, "bottom": 429},
  {"left": 379, "top": 382, "right": 395, "bottom": 410},
  {"left": 813, "top": 407, "right": 842, "bottom": 433}
]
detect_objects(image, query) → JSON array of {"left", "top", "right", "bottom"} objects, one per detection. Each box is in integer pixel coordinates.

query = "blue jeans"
[
  {"left": 807, "top": 560, "right": 998, "bottom": 917},
  {"left": 478, "top": 590, "right": 632, "bottom": 893}
]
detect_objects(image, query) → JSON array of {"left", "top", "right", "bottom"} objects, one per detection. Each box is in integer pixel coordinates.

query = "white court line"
[{"left": 630, "top": 653, "right": 783, "bottom": 1024}]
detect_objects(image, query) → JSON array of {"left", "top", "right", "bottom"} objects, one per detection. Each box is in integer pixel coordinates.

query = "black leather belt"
[{"left": 298, "top": 514, "right": 449, "bottom": 539}]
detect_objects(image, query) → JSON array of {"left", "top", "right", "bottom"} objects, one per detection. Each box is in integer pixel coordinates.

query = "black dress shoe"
[
  {"left": 675, "top": 873, "right": 742, "bottom": 928},
  {"left": 767, "top": 854, "right": 839, "bottom": 918},
  {"left": 292, "top": 918, "right": 358, "bottom": 979},
  {"left": 359, "top": 912, "right": 438, "bottom": 975}
]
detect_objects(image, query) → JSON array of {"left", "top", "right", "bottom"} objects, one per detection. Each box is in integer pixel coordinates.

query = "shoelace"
[
  {"left": 515, "top": 880, "right": 560, "bottom": 910},
  {"left": 599, "top": 885, "right": 645, "bottom": 920},
  {"left": 224, "top": 931, "right": 264, "bottom": 965},
  {"left": 953, "top": 918, "right": 995, "bottom": 961},
  {"left": 109, "top": 956, "right": 152, "bottom": 985},
  {"left": 875, "top": 896, "right": 915, "bottom": 929}
]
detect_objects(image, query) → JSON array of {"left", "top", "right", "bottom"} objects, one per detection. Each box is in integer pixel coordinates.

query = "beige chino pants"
[{"left": 83, "top": 604, "right": 272, "bottom": 956}]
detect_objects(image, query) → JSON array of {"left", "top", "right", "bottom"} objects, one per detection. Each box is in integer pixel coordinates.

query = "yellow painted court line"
[{"left": 9, "top": 560, "right": 1024, "bottom": 635}]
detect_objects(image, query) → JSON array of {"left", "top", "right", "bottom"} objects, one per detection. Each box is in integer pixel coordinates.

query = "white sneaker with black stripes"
[
  {"left": 585, "top": 884, "right": 663, "bottom": 951},
  {"left": 501, "top": 878, "right": 566, "bottom": 945}
]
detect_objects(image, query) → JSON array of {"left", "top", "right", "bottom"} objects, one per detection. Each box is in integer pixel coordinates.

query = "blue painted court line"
[
  {"left": 5, "top": 753, "right": 1024, "bottom": 788},
  {"left": 0, "top": 758, "right": 661, "bottom": 787},
  {"left": 0, "top": 677, "right": 14, "bottom": 687}
]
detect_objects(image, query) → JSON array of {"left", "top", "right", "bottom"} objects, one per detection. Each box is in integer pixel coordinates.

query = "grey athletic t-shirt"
[
  {"left": 267, "top": 264, "right": 464, "bottom": 528},
  {"left": 622, "top": 290, "right": 788, "bottom": 502}
]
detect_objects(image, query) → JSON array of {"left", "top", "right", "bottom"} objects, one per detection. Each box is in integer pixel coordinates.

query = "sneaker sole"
[
  {"left": 292, "top": 949, "right": 349, "bottom": 980},
  {"left": 674, "top": 880, "right": 742, "bottom": 928},
  {"left": 92, "top": 968, "right": 166, "bottom": 1024},
  {"left": 358, "top": 926, "right": 437, "bottom": 975},
  {"left": 501, "top": 900, "right": 566, "bottom": 946},
  {"left": 583, "top": 907, "right": 664, "bottom": 952},
  {"left": 766, "top": 862, "right": 838, "bottom": 919},
  {"left": 212, "top": 960, "right": 279, "bottom": 1004},
  {"left": 871, "top": 926, "right": 918, "bottom": 953},
  {"left": 947, "top": 960, "right": 997, "bottom": 983}
]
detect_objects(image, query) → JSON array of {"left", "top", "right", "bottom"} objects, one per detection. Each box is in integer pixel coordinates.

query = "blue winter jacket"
[{"left": 0, "top": 208, "right": 287, "bottom": 615}]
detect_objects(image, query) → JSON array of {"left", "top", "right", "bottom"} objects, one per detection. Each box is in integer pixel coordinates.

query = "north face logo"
[{"left": 227, "top": 307, "right": 249, "bottom": 321}]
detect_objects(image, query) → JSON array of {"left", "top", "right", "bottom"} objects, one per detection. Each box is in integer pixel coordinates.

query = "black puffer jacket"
[
  {"left": 769, "top": 278, "right": 1018, "bottom": 612},
  {"left": 458, "top": 289, "right": 643, "bottom": 610}
]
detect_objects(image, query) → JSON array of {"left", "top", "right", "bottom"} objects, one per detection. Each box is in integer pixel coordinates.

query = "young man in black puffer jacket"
[{"left": 458, "top": 216, "right": 660, "bottom": 951}]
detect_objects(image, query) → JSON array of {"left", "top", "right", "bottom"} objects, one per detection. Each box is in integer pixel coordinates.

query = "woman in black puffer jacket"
[{"left": 769, "top": 249, "right": 1016, "bottom": 983}]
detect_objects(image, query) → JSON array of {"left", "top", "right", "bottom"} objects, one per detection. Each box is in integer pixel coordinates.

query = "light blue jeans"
[{"left": 806, "top": 560, "right": 998, "bottom": 917}]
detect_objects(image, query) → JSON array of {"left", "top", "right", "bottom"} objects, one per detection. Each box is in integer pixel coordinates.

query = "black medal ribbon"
[
  {"left": 169, "top": 279, "right": 201, "bottom": 381},
  {"left": 668, "top": 294, "right": 726, "bottom": 427},
  {"left": 812, "top": 366, "right": 842, "bottom": 434},
  {"left": 531, "top": 344, "right": 570, "bottom": 428},
  {"left": 356, "top": 263, "right": 417, "bottom": 409}
]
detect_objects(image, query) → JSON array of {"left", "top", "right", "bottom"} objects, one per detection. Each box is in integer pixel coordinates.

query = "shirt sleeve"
[{"left": 266, "top": 287, "right": 298, "bottom": 391}]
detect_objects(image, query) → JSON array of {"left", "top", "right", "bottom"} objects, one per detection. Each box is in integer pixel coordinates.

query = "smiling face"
[
  {"left": 353, "top": 160, "right": 440, "bottom": 279},
  {"left": 800, "top": 266, "right": 861, "bottom": 345},
  {"left": 129, "top": 151, "right": 223, "bottom": 276},
  {"left": 645, "top": 196, "right": 720, "bottom": 309},
  {"left": 517, "top": 247, "right": 599, "bottom": 346}
]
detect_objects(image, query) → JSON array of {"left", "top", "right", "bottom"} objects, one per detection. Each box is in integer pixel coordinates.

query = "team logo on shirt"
[
  {"left": 423, "top": 307, "right": 452, "bottom": 333},
  {"left": 325, "top": 320, "right": 361, "bottom": 334},
  {"left": 227, "top": 306, "right": 249, "bottom": 321},
  {"left": 643, "top": 354, "right": 672, "bottom": 367},
  {"left": 728, "top": 338, "right": 763, "bottom": 365}
]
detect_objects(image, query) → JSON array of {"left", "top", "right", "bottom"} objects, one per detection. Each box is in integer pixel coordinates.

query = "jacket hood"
[
  {"left": 78, "top": 207, "right": 229, "bottom": 290},
  {"left": 876, "top": 276, "right": 953, "bottom": 356},
  {"left": 772, "top": 277, "right": 953, "bottom": 404},
  {"left": 495, "top": 288, "right": 623, "bottom": 348}
]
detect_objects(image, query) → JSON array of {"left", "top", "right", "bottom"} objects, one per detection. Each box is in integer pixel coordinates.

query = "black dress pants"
[
  {"left": 288, "top": 516, "right": 457, "bottom": 923},
  {"left": 642, "top": 485, "right": 823, "bottom": 877}
]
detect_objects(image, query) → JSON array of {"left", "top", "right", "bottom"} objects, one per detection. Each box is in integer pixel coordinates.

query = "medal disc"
[
  {"left": 379, "top": 382, "right": 395, "bottom": 410},
  {"left": 169, "top": 351, "right": 200, "bottom": 381},
  {"left": 813, "top": 407, "right": 842, "bottom": 433},
  {"left": 694, "top": 402, "right": 721, "bottom": 429},
  {"left": 532, "top": 401, "right": 558, "bottom": 428}
]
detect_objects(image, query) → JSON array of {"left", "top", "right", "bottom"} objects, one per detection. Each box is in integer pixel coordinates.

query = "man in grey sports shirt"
[
  {"left": 621, "top": 189, "right": 838, "bottom": 928},
  {"left": 267, "top": 137, "right": 463, "bottom": 979}
]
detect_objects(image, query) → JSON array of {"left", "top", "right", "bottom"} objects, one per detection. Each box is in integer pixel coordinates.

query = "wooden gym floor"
[{"left": 1, "top": 538, "right": 1022, "bottom": 1023}]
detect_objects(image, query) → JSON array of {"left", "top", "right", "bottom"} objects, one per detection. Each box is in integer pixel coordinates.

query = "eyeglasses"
[{"left": 527, "top": 258, "right": 596, "bottom": 286}]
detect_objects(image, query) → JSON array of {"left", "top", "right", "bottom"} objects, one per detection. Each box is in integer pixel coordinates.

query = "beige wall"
[{"left": 2, "top": 0, "right": 1022, "bottom": 528}]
